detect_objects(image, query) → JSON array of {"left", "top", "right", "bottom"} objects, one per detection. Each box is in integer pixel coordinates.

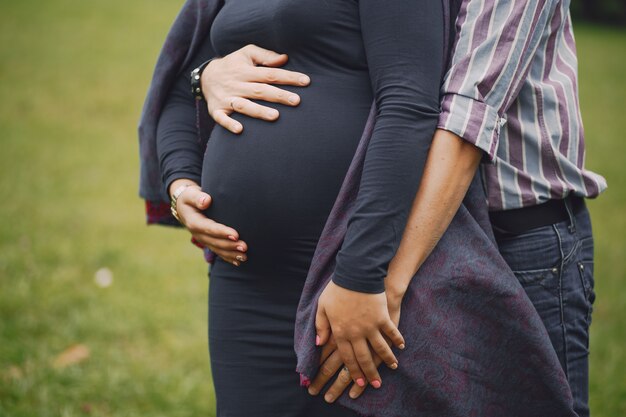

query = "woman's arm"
[
  {"left": 315, "top": 0, "right": 444, "bottom": 389},
  {"left": 156, "top": 35, "right": 249, "bottom": 265}
]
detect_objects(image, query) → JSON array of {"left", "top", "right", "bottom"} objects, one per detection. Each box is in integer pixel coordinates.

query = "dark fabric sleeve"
[
  {"left": 156, "top": 34, "right": 217, "bottom": 195},
  {"left": 332, "top": 0, "right": 444, "bottom": 293}
]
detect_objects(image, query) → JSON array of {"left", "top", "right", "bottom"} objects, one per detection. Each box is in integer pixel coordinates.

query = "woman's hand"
[
  {"left": 201, "top": 44, "right": 311, "bottom": 134},
  {"left": 309, "top": 289, "right": 403, "bottom": 402},
  {"left": 170, "top": 179, "right": 248, "bottom": 266},
  {"left": 315, "top": 280, "right": 405, "bottom": 389}
]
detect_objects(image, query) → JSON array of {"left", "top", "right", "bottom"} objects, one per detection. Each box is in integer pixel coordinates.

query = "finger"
[
  {"left": 255, "top": 67, "right": 311, "bottom": 86},
  {"left": 244, "top": 82, "right": 302, "bottom": 106},
  {"left": 213, "top": 110, "right": 243, "bottom": 134},
  {"left": 186, "top": 215, "right": 245, "bottom": 249},
  {"left": 230, "top": 97, "right": 281, "bottom": 121},
  {"left": 319, "top": 335, "right": 337, "bottom": 364},
  {"left": 314, "top": 306, "right": 331, "bottom": 346},
  {"left": 382, "top": 320, "right": 406, "bottom": 350},
  {"left": 200, "top": 219, "right": 241, "bottom": 242},
  {"left": 209, "top": 248, "right": 248, "bottom": 265},
  {"left": 193, "top": 192, "right": 211, "bottom": 210},
  {"left": 335, "top": 339, "right": 365, "bottom": 388},
  {"left": 308, "top": 350, "right": 343, "bottom": 396},
  {"left": 208, "top": 236, "right": 248, "bottom": 254},
  {"left": 196, "top": 234, "right": 247, "bottom": 253},
  {"left": 352, "top": 339, "right": 381, "bottom": 389},
  {"left": 348, "top": 380, "right": 367, "bottom": 400},
  {"left": 368, "top": 332, "right": 398, "bottom": 370},
  {"left": 323, "top": 364, "right": 354, "bottom": 403},
  {"left": 244, "top": 44, "right": 289, "bottom": 67}
]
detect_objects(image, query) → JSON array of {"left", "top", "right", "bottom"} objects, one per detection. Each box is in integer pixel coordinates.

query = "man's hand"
[
  {"left": 201, "top": 44, "right": 311, "bottom": 134},
  {"left": 170, "top": 179, "right": 247, "bottom": 266},
  {"left": 309, "top": 290, "right": 403, "bottom": 402},
  {"left": 315, "top": 281, "right": 404, "bottom": 390}
]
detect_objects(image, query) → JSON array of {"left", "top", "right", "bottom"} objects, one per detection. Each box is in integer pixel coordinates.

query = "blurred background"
[{"left": 0, "top": 0, "right": 624, "bottom": 416}]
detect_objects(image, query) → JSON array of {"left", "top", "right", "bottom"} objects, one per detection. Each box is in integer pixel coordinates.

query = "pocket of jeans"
[
  {"left": 512, "top": 267, "right": 559, "bottom": 290},
  {"left": 512, "top": 267, "right": 561, "bottom": 331}
]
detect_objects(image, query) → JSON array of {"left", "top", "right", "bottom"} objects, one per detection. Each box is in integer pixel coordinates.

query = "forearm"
[
  {"left": 156, "top": 33, "right": 217, "bottom": 196},
  {"left": 385, "top": 128, "right": 481, "bottom": 299}
]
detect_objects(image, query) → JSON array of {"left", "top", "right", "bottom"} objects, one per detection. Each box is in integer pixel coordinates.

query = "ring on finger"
[{"left": 230, "top": 99, "right": 236, "bottom": 110}]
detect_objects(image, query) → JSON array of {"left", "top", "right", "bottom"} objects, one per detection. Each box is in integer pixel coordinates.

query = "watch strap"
[{"left": 190, "top": 58, "right": 215, "bottom": 101}]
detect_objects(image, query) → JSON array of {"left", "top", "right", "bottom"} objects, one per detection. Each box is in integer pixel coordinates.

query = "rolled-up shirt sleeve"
[{"left": 438, "top": 0, "right": 559, "bottom": 161}]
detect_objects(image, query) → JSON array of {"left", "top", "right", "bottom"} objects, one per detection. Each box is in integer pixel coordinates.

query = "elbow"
[{"left": 375, "top": 85, "right": 441, "bottom": 121}]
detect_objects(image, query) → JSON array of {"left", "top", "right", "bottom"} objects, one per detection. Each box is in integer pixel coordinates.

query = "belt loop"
[{"left": 564, "top": 195, "right": 577, "bottom": 234}]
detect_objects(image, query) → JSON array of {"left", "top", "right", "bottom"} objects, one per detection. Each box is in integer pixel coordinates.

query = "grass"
[{"left": 0, "top": 1, "right": 624, "bottom": 416}]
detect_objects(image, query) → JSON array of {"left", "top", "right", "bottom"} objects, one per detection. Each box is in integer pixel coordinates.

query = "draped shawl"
[{"left": 138, "top": 1, "right": 578, "bottom": 416}]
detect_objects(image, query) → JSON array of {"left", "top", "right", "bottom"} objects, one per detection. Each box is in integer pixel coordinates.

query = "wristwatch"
[{"left": 190, "top": 58, "right": 215, "bottom": 101}]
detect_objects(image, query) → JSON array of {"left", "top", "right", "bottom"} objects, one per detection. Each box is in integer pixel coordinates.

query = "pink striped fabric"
[{"left": 438, "top": 0, "right": 607, "bottom": 210}]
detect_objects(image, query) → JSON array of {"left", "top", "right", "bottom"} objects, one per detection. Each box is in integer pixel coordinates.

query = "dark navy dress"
[{"left": 156, "top": 0, "right": 443, "bottom": 415}]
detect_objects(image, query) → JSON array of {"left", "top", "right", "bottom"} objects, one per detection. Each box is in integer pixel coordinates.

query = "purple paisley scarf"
[{"left": 138, "top": 1, "right": 577, "bottom": 416}]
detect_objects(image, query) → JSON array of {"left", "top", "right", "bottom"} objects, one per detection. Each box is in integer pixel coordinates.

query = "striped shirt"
[{"left": 438, "top": 0, "right": 607, "bottom": 210}]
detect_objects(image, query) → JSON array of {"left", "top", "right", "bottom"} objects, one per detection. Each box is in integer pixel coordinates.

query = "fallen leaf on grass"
[
  {"left": 53, "top": 344, "right": 90, "bottom": 369},
  {"left": 3, "top": 365, "right": 23, "bottom": 381}
]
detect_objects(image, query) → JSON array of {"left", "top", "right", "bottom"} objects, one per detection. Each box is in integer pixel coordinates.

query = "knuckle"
[
  {"left": 355, "top": 352, "right": 370, "bottom": 363},
  {"left": 264, "top": 71, "right": 277, "bottom": 83},
  {"left": 344, "top": 357, "right": 356, "bottom": 367},
  {"left": 320, "top": 365, "right": 334, "bottom": 377}
]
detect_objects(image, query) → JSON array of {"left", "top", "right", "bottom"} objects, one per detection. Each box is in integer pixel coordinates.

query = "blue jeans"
[{"left": 493, "top": 200, "right": 595, "bottom": 417}]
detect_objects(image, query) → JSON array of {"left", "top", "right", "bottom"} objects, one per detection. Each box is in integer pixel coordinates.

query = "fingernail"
[
  {"left": 308, "top": 387, "right": 317, "bottom": 396},
  {"left": 356, "top": 378, "right": 365, "bottom": 387},
  {"left": 288, "top": 95, "right": 299, "bottom": 104},
  {"left": 399, "top": 343, "right": 406, "bottom": 350},
  {"left": 324, "top": 393, "right": 334, "bottom": 403},
  {"left": 236, "top": 245, "right": 245, "bottom": 252},
  {"left": 315, "top": 335, "right": 321, "bottom": 346},
  {"left": 199, "top": 196, "right": 207, "bottom": 205},
  {"left": 371, "top": 380, "right": 381, "bottom": 389},
  {"left": 233, "top": 123, "right": 242, "bottom": 133},
  {"left": 299, "top": 75, "right": 310, "bottom": 85},
  {"left": 267, "top": 109, "right": 279, "bottom": 119},
  {"left": 236, "top": 255, "right": 245, "bottom": 262},
  {"left": 233, "top": 260, "right": 240, "bottom": 267},
  {"left": 349, "top": 391, "right": 358, "bottom": 399},
  {"left": 228, "top": 235, "right": 237, "bottom": 242},
  {"left": 390, "top": 362, "right": 398, "bottom": 370}
]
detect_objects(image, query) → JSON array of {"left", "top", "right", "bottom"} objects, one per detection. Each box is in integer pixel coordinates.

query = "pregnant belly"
[{"left": 201, "top": 83, "right": 371, "bottom": 269}]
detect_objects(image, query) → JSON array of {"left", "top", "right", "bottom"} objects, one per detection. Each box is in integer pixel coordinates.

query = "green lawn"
[{"left": 0, "top": 1, "right": 624, "bottom": 416}]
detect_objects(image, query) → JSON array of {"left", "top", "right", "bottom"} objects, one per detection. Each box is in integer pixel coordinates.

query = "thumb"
[
  {"left": 315, "top": 303, "right": 331, "bottom": 347},
  {"left": 195, "top": 192, "right": 212, "bottom": 210},
  {"left": 247, "top": 45, "right": 288, "bottom": 67}
]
